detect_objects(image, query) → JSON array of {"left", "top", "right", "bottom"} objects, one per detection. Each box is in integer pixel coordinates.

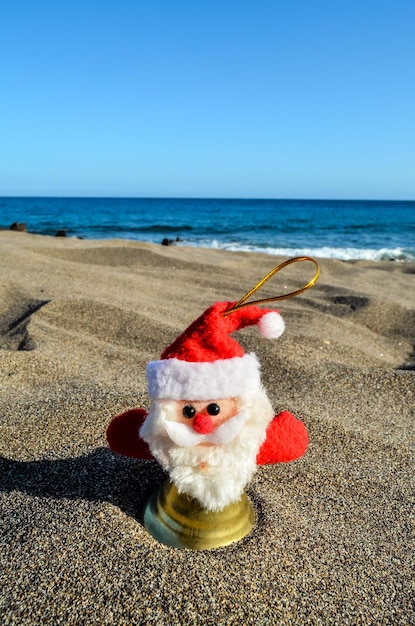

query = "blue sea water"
[{"left": 0, "top": 197, "right": 414, "bottom": 261}]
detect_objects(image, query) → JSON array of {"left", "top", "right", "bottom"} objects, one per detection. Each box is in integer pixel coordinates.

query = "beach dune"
[{"left": 1, "top": 231, "right": 414, "bottom": 625}]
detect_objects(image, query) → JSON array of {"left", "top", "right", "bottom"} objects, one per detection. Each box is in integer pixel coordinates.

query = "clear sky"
[{"left": 1, "top": 1, "right": 414, "bottom": 199}]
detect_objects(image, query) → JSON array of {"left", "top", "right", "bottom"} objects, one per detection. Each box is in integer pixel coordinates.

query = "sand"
[{"left": 0, "top": 230, "right": 414, "bottom": 625}]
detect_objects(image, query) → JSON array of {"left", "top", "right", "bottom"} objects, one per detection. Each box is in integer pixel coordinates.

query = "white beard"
[{"left": 140, "top": 387, "right": 274, "bottom": 511}]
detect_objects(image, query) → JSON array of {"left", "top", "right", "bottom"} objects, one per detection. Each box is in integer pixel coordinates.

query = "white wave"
[{"left": 180, "top": 240, "right": 415, "bottom": 262}]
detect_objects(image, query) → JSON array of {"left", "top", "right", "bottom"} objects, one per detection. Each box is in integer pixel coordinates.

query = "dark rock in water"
[
  {"left": 161, "top": 237, "right": 182, "bottom": 246},
  {"left": 10, "top": 222, "right": 27, "bottom": 232},
  {"left": 55, "top": 230, "right": 67, "bottom": 237}
]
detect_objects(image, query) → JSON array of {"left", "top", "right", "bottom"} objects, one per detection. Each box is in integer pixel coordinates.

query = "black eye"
[
  {"left": 182, "top": 405, "right": 196, "bottom": 419},
  {"left": 207, "top": 403, "right": 220, "bottom": 416}
]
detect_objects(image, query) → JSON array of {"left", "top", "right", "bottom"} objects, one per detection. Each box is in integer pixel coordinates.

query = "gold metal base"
[{"left": 143, "top": 480, "right": 255, "bottom": 550}]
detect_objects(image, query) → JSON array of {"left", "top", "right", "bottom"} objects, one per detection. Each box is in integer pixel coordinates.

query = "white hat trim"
[{"left": 146, "top": 353, "right": 261, "bottom": 400}]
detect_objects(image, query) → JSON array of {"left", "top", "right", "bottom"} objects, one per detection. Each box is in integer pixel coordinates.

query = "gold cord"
[{"left": 222, "top": 256, "right": 320, "bottom": 317}]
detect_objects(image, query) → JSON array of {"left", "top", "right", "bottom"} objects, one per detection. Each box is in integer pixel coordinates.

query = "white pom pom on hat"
[
  {"left": 147, "top": 301, "right": 285, "bottom": 400},
  {"left": 257, "top": 311, "right": 285, "bottom": 339}
]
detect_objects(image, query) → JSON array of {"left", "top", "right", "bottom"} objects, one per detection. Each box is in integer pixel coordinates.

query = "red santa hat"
[{"left": 146, "top": 301, "right": 284, "bottom": 400}]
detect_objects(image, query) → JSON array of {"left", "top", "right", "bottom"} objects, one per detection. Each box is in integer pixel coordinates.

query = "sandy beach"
[{"left": 1, "top": 230, "right": 414, "bottom": 625}]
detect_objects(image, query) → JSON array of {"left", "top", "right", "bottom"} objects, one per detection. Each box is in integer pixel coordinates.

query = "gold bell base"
[{"left": 143, "top": 480, "right": 256, "bottom": 550}]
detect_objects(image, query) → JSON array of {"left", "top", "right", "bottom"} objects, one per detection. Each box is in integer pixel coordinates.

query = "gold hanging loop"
[{"left": 222, "top": 256, "right": 320, "bottom": 317}]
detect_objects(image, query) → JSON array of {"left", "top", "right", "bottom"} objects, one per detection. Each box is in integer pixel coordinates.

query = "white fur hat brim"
[{"left": 146, "top": 353, "right": 261, "bottom": 400}]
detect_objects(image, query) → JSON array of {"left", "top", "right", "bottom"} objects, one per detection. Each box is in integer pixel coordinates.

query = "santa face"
[
  {"left": 139, "top": 387, "right": 274, "bottom": 511},
  {"left": 163, "top": 398, "right": 247, "bottom": 447}
]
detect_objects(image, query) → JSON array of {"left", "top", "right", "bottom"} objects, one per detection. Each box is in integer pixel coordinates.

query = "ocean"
[{"left": 0, "top": 197, "right": 414, "bottom": 261}]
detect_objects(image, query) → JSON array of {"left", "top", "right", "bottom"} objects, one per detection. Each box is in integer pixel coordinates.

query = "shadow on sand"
[{"left": 0, "top": 448, "right": 167, "bottom": 524}]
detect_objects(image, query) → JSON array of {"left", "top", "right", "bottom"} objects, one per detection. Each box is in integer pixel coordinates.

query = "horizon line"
[{"left": 1, "top": 195, "right": 414, "bottom": 203}]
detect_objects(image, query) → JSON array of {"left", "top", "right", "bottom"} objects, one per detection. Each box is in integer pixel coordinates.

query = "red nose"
[{"left": 192, "top": 413, "right": 214, "bottom": 434}]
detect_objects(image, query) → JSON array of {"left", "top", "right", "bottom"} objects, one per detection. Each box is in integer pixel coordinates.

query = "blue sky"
[{"left": 1, "top": 1, "right": 414, "bottom": 199}]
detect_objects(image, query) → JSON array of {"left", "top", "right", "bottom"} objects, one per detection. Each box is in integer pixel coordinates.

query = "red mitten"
[
  {"left": 256, "top": 410, "right": 309, "bottom": 465},
  {"left": 106, "top": 408, "right": 154, "bottom": 460}
]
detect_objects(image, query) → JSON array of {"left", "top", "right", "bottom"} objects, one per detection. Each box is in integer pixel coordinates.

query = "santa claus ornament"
[{"left": 107, "top": 256, "right": 320, "bottom": 549}]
